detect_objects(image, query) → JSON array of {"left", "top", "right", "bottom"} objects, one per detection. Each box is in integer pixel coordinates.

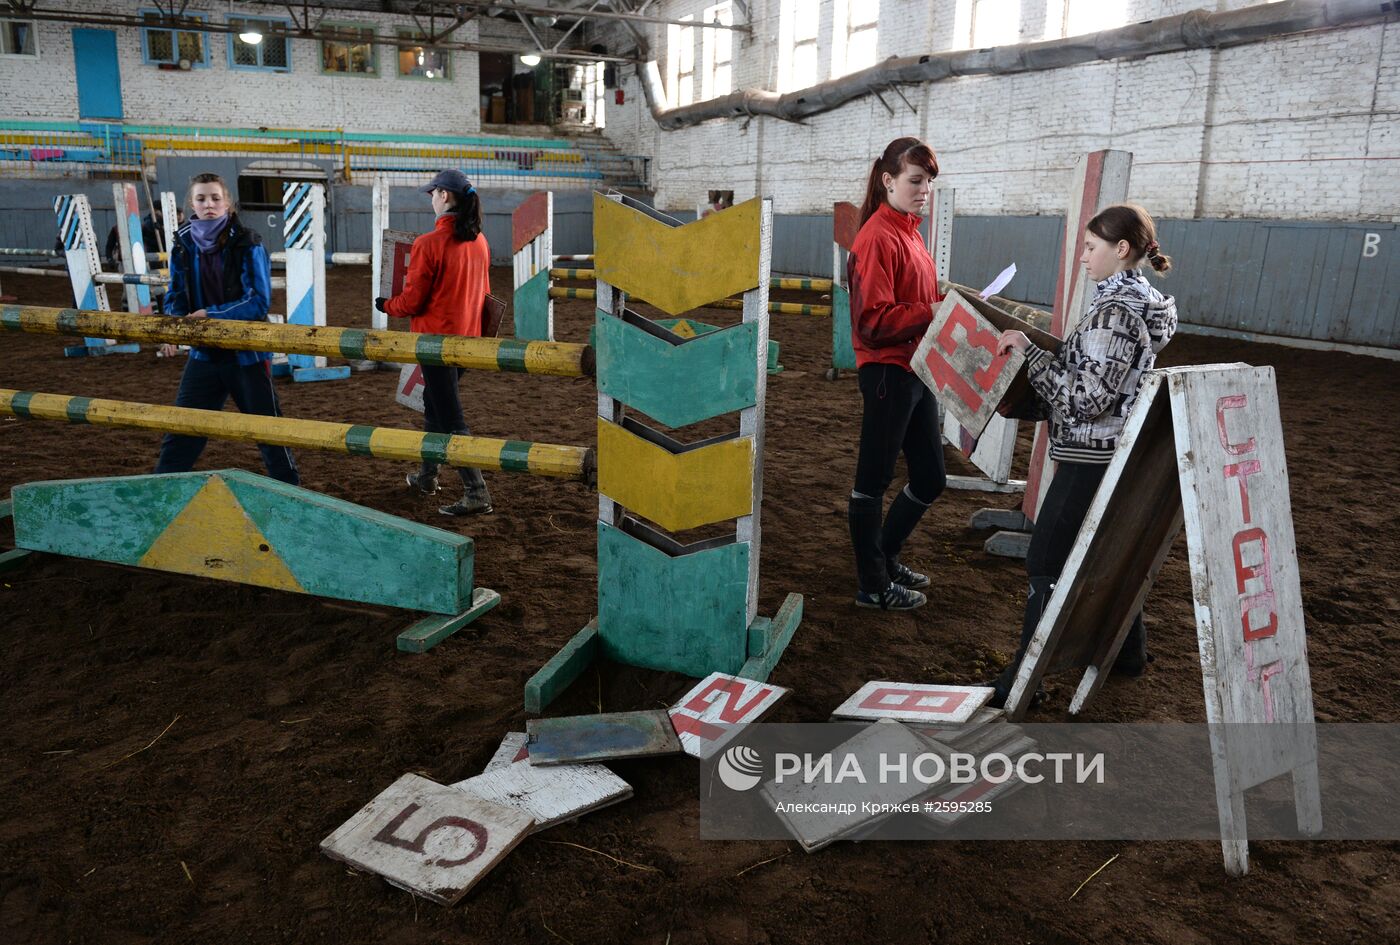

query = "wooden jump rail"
[
  {"left": 0, "top": 389, "right": 595, "bottom": 483},
  {"left": 1, "top": 305, "right": 596, "bottom": 378},
  {"left": 545, "top": 285, "right": 830, "bottom": 318}
]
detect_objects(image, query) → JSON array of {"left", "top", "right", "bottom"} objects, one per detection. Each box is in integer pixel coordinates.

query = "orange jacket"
[
  {"left": 847, "top": 202, "right": 942, "bottom": 370},
  {"left": 384, "top": 214, "right": 491, "bottom": 337}
]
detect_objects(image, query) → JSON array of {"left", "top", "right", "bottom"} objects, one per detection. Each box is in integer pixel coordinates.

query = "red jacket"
[
  {"left": 847, "top": 202, "right": 942, "bottom": 369},
  {"left": 384, "top": 214, "right": 491, "bottom": 336}
]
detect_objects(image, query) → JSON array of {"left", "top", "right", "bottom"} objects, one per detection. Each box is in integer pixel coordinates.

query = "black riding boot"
[
  {"left": 880, "top": 486, "right": 931, "bottom": 587},
  {"left": 848, "top": 494, "right": 889, "bottom": 595},
  {"left": 989, "top": 576, "right": 1055, "bottom": 709}
]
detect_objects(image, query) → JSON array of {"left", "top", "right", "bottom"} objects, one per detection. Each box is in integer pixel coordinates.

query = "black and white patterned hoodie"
[{"left": 1020, "top": 269, "right": 1177, "bottom": 464}]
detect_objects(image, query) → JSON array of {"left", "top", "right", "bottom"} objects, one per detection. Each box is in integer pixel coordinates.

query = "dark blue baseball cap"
[{"left": 420, "top": 169, "right": 474, "bottom": 195}]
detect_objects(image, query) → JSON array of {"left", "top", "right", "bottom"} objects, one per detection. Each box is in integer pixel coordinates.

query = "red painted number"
[
  {"left": 859, "top": 687, "right": 969, "bottom": 715},
  {"left": 682, "top": 678, "right": 775, "bottom": 722},
  {"left": 373, "top": 803, "right": 489, "bottom": 868},
  {"left": 924, "top": 304, "right": 1005, "bottom": 411}
]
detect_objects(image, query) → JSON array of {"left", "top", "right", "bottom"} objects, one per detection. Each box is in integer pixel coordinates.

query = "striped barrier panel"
[
  {"left": 0, "top": 389, "right": 595, "bottom": 482},
  {"left": 524, "top": 193, "right": 802, "bottom": 713},
  {"left": 113, "top": 182, "right": 154, "bottom": 316},
  {"left": 511, "top": 191, "right": 553, "bottom": 341},
  {"left": 0, "top": 306, "right": 595, "bottom": 377},
  {"left": 282, "top": 181, "right": 345, "bottom": 382},
  {"left": 51, "top": 194, "right": 135, "bottom": 357}
]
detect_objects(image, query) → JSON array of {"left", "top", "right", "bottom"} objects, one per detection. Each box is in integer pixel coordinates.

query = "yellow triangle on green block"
[
  {"left": 670, "top": 319, "right": 697, "bottom": 339},
  {"left": 139, "top": 476, "right": 303, "bottom": 593}
]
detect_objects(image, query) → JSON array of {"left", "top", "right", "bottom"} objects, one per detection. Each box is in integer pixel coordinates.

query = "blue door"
[{"left": 72, "top": 29, "right": 123, "bottom": 120}]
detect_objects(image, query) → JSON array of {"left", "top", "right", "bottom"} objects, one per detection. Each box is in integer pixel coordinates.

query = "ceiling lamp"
[
  {"left": 520, "top": 53, "right": 541, "bottom": 66},
  {"left": 239, "top": 29, "right": 263, "bottom": 45}
]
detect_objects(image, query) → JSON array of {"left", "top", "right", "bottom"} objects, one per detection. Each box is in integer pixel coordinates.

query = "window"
[
  {"left": 321, "top": 24, "right": 376, "bottom": 75},
  {"left": 701, "top": 2, "right": 732, "bottom": 101},
  {"left": 666, "top": 15, "right": 695, "bottom": 107},
  {"left": 832, "top": 0, "right": 877, "bottom": 79},
  {"left": 140, "top": 10, "right": 207, "bottom": 67},
  {"left": 227, "top": 17, "right": 290, "bottom": 72},
  {"left": 970, "top": 0, "right": 1019, "bottom": 48},
  {"left": 778, "top": 0, "right": 820, "bottom": 92},
  {"left": 592, "top": 61, "right": 606, "bottom": 129},
  {"left": 1046, "top": 0, "right": 1126, "bottom": 40},
  {"left": 397, "top": 29, "right": 450, "bottom": 80},
  {"left": 1, "top": 18, "right": 37, "bottom": 57}
]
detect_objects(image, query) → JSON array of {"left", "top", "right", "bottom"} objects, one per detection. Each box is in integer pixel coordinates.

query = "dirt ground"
[{"left": 1, "top": 266, "right": 1397, "bottom": 944}]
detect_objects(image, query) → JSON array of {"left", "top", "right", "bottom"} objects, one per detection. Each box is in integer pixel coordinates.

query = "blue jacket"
[{"left": 165, "top": 215, "right": 273, "bottom": 365}]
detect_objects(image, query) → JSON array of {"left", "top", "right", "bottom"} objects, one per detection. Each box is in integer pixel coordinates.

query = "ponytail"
[
  {"left": 450, "top": 190, "right": 482, "bottom": 243},
  {"left": 858, "top": 137, "right": 939, "bottom": 227}
]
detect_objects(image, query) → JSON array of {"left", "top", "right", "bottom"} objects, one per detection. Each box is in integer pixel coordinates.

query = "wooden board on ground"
[
  {"left": 320, "top": 773, "right": 533, "bottom": 906},
  {"left": 762, "top": 721, "right": 949, "bottom": 853},
  {"left": 668, "top": 672, "right": 790, "bottom": 759},
  {"left": 911, "top": 288, "right": 1026, "bottom": 440},
  {"left": 526, "top": 709, "right": 683, "bottom": 766},
  {"left": 453, "top": 759, "right": 632, "bottom": 831},
  {"left": 909, "top": 706, "right": 1006, "bottom": 749},
  {"left": 483, "top": 732, "right": 529, "bottom": 772},
  {"left": 379, "top": 229, "right": 417, "bottom": 299},
  {"left": 922, "top": 734, "right": 1038, "bottom": 828},
  {"left": 832, "top": 682, "right": 994, "bottom": 725}
]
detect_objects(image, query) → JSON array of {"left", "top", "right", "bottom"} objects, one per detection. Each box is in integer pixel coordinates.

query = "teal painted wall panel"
[
  {"left": 596, "top": 522, "right": 750, "bottom": 677},
  {"left": 12, "top": 473, "right": 205, "bottom": 563},
  {"left": 223, "top": 470, "right": 474, "bottom": 615},
  {"left": 595, "top": 313, "right": 759, "bottom": 428},
  {"left": 831, "top": 286, "right": 855, "bottom": 370},
  {"left": 512, "top": 267, "right": 552, "bottom": 341}
]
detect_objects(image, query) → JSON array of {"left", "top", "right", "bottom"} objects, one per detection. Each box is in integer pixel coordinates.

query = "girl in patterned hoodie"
[{"left": 989, "top": 204, "right": 1178, "bottom": 708}]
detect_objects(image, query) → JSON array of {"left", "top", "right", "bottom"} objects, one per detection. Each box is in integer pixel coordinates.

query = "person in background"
[
  {"left": 987, "top": 203, "right": 1178, "bottom": 709},
  {"left": 845, "top": 136, "right": 948, "bottom": 612},
  {"left": 153, "top": 172, "right": 298, "bottom": 485},
  {"left": 375, "top": 169, "right": 494, "bottom": 516}
]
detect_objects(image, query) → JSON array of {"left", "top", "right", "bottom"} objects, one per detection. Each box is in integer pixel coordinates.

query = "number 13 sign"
[{"left": 911, "top": 288, "right": 1027, "bottom": 439}]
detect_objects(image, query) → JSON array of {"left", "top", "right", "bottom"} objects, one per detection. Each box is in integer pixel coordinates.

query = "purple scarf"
[{"left": 189, "top": 214, "right": 230, "bottom": 253}]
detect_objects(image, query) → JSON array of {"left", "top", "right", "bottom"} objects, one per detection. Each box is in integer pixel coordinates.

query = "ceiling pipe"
[{"left": 640, "top": 0, "right": 1396, "bottom": 130}]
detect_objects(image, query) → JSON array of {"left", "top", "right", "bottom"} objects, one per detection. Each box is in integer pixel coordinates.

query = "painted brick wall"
[
  {"left": 0, "top": 0, "right": 481, "bottom": 135},
  {"left": 599, "top": 0, "right": 1398, "bottom": 223}
]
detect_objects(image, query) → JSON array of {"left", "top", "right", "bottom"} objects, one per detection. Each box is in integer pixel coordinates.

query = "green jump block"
[
  {"left": 525, "top": 618, "right": 599, "bottom": 714},
  {"left": 597, "top": 521, "right": 750, "bottom": 678},
  {"left": 0, "top": 547, "right": 34, "bottom": 574},
  {"left": 397, "top": 587, "right": 501, "bottom": 653},
  {"left": 739, "top": 592, "right": 803, "bottom": 683},
  {"left": 831, "top": 286, "right": 855, "bottom": 372},
  {"left": 12, "top": 469, "right": 475, "bottom": 615},
  {"left": 594, "top": 311, "right": 759, "bottom": 428},
  {"left": 513, "top": 267, "right": 552, "bottom": 341}
]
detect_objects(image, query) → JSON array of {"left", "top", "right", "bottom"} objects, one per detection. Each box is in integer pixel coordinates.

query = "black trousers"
[
  {"left": 848, "top": 363, "right": 947, "bottom": 592},
  {"left": 154, "top": 355, "right": 299, "bottom": 485},
  {"left": 997, "top": 462, "right": 1146, "bottom": 693},
  {"left": 420, "top": 365, "right": 473, "bottom": 486}
]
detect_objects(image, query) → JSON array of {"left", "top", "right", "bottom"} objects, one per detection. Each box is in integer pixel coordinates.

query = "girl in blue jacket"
[{"left": 153, "top": 173, "right": 299, "bottom": 484}]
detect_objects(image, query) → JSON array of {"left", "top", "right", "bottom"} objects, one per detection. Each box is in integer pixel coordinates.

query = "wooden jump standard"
[
  {"left": 0, "top": 305, "right": 595, "bottom": 379},
  {"left": 0, "top": 390, "right": 595, "bottom": 483}
]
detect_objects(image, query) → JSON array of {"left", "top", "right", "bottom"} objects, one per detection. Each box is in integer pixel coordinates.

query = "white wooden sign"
[
  {"left": 320, "top": 773, "right": 533, "bottom": 906},
  {"left": 396, "top": 363, "right": 426, "bottom": 413},
  {"left": 1169, "top": 365, "right": 1321, "bottom": 874},
  {"left": 762, "top": 720, "right": 948, "bottom": 852},
  {"left": 911, "top": 288, "right": 1025, "bottom": 440},
  {"left": 483, "top": 731, "right": 529, "bottom": 772},
  {"left": 380, "top": 228, "right": 417, "bottom": 300},
  {"left": 668, "top": 672, "right": 790, "bottom": 758},
  {"left": 922, "top": 734, "right": 1037, "bottom": 827},
  {"left": 832, "top": 682, "right": 994, "bottom": 725},
  {"left": 453, "top": 761, "right": 632, "bottom": 832},
  {"left": 1004, "top": 364, "right": 1320, "bottom": 876}
]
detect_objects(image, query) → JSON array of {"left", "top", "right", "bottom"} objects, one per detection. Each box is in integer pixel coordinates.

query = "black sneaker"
[
  {"left": 888, "top": 560, "right": 931, "bottom": 590},
  {"left": 439, "top": 495, "right": 493, "bottom": 516},
  {"left": 406, "top": 472, "right": 439, "bottom": 495},
  {"left": 855, "top": 583, "right": 926, "bottom": 611}
]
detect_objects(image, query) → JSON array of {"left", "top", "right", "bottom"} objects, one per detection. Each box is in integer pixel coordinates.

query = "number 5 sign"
[{"left": 321, "top": 773, "right": 534, "bottom": 905}]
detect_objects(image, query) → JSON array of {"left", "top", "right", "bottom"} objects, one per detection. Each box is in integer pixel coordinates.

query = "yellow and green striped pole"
[
  {"left": 0, "top": 305, "right": 595, "bottom": 378},
  {"left": 0, "top": 389, "right": 595, "bottom": 483}
]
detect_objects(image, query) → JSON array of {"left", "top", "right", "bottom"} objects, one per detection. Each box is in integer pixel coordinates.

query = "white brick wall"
[
  {"left": 597, "top": 1, "right": 1399, "bottom": 223},
  {"left": 0, "top": 0, "right": 482, "bottom": 135}
]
